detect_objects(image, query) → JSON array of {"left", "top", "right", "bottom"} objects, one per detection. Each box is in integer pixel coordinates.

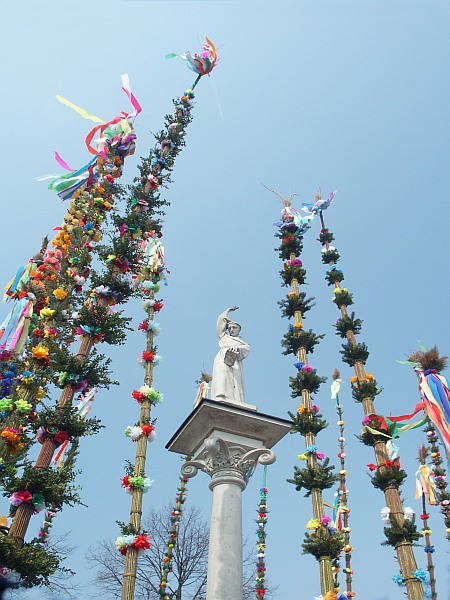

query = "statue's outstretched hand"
[{"left": 228, "top": 306, "right": 239, "bottom": 312}]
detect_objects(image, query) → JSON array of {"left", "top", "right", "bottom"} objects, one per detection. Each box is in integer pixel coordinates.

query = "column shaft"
[{"left": 206, "top": 473, "right": 245, "bottom": 600}]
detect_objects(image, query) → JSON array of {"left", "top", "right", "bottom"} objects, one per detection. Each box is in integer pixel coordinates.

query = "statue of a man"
[{"left": 211, "top": 306, "right": 250, "bottom": 405}]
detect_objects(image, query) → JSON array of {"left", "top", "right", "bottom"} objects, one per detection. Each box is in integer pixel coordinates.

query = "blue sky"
[{"left": 1, "top": 1, "right": 450, "bottom": 598}]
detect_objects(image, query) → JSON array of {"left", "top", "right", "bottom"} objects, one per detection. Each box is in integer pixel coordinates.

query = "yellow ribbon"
[{"left": 56, "top": 95, "right": 105, "bottom": 124}]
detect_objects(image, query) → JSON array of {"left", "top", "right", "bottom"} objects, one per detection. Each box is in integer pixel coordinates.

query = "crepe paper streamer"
[
  {"left": 4, "top": 262, "right": 37, "bottom": 301},
  {"left": 54, "top": 151, "right": 75, "bottom": 172},
  {"left": 415, "top": 465, "right": 437, "bottom": 505},
  {"left": 386, "top": 439, "right": 400, "bottom": 460},
  {"left": 0, "top": 296, "right": 35, "bottom": 354},
  {"left": 194, "top": 381, "right": 210, "bottom": 408},
  {"left": 166, "top": 37, "right": 218, "bottom": 89},
  {"left": 418, "top": 371, "right": 450, "bottom": 460},
  {"left": 76, "top": 387, "right": 98, "bottom": 418},
  {"left": 53, "top": 440, "right": 69, "bottom": 467},
  {"left": 54, "top": 75, "right": 141, "bottom": 161},
  {"left": 47, "top": 156, "right": 98, "bottom": 197},
  {"left": 55, "top": 95, "right": 105, "bottom": 124},
  {"left": 388, "top": 402, "right": 426, "bottom": 423},
  {"left": 121, "top": 73, "right": 142, "bottom": 118}
]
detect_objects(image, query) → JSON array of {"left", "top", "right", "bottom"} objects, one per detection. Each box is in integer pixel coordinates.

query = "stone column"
[{"left": 181, "top": 436, "right": 276, "bottom": 600}]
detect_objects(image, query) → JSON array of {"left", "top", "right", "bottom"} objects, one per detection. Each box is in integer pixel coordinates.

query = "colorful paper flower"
[
  {"left": 31, "top": 345, "right": 50, "bottom": 360},
  {"left": 53, "top": 288, "right": 68, "bottom": 300}
]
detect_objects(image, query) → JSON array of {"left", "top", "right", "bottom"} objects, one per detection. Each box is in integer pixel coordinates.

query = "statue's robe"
[{"left": 211, "top": 312, "right": 250, "bottom": 404}]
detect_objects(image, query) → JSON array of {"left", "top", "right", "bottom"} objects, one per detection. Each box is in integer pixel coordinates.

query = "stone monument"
[{"left": 166, "top": 309, "right": 291, "bottom": 600}]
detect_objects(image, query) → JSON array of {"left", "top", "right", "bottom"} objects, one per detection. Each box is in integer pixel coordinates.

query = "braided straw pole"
[{"left": 317, "top": 217, "right": 423, "bottom": 600}]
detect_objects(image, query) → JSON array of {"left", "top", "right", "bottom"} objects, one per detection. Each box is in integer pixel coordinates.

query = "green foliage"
[
  {"left": 302, "top": 528, "right": 345, "bottom": 561},
  {"left": 50, "top": 345, "right": 116, "bottom": 389},
  {"left": 31, "top": 404, "right": 103, "bottom": 441},
  {"left": 321, "top": 248, "right": 340, "bottom": 264},
  {"left": 75, "top": 304, "right": 132, "bottom": 346},
  {"left": 277, "top": 227, "right": 303, "bottom": 260},
  {"left": 282, "top": 329, "right": 324, "bottom": 355},
  {"left": 0, "top": 537, "right": 61, "bottom": 587},
  {"left": 340, "top": 342, "right": 369, "bottom": 366},
  {"left": 358, "top": 427, "right": 391, "bottom": 447},
  {"left": 351, "top": 378, "right": 382, "bottom": 403},
  {"left": 332, "top": 288, "right": 353, "bottom": 307},
  {"left": 289, "top": 408, "right": 328, "bottom": 436},
  {"left": 88, "top": 270, "right": 136, "bottom": 305},
  {"left": 279, "top": 264, "right": 307, "bottom": 286},
  {"left": 116, "top": 520, "right": 139, "bottom": 536},
  {"left": 2, "top": 464, "right": 82, "bottom": 509},
  {"left": 334, "top": 312, "right": 362, "bottom": 338},
  {"left": 325, "top": 268, "right": 344, "bottom": 286},
  {"left": 288, "top": 457, "right": 338, "bottom": 496},
  {"left": 382, "top": 516, "right": 421, "bottom": 548},
  {"left": 278, "top": 293, "right": 315, "bottom": 318},
  {"left": 318, "top": 229, "right": 335, "bottom": 244},
  {"left": 289, "top": 369, "right": 327, "bottom": 396},
  {"left": 370, "top": 466, "right": 408, "bottom": 492}
]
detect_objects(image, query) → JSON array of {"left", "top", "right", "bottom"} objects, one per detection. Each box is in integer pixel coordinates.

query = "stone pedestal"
[{"left": 166, "top": 400, "right": 291, "bottom": 600}]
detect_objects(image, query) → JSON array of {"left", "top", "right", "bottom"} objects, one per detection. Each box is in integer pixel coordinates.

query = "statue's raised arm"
[{"left": 211, "top": 307, "right": 250, "bottom": 405}]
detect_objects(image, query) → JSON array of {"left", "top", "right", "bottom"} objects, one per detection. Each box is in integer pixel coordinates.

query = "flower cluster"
[
  {"left": 115, "top": 533, "right": 151, "bottom": 556},
  {"left": 124, "top": 424, "right": 156, "bottom": 442},
  {"left": 131, "top": 385, "right": 163, "bottom": 404},
  {"left": 121, "top": 474, "right": 153, "bottom": 494},
  {"left": 255, "top": 486, "right": 268, "bottom": 599},
  {"left": 9, "top": 490, "right": 45, "bottom": 514}
]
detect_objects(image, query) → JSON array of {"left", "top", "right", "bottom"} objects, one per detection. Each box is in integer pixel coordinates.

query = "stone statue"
[{"left": 210, "top": 306, "right": 250, "bottom": 405}]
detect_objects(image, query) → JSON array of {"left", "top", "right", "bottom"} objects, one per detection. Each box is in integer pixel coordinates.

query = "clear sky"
[{"left": 1, "top": 1, "right": 450, "bottom": 598}]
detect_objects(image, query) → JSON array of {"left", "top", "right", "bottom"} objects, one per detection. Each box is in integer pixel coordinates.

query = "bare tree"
[{"left": 86, "top": 504, "right": 273, "bottom": 600}]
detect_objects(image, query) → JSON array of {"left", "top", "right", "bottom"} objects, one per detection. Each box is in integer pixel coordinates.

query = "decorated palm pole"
[
  {"left": 272, "top": 191, "right": 343, "bottom": 597},
  {"left": 316, "top": 201, "right": 423, "bottom": 600},
  {"left": 157, "top": 467, "right": 189, "bottom": 598},
  {"left": 116, "top": 39, "right": 217, "bottom": 600},
  {"left": 404, "top": 346, "right": 450, "bottom": 542},
  {"left": 330, "top": 371, "right": 354, "bottom": 598},
  {"left": 3, "top": 80, "right": 141, "bottom": 552},
  {"left": 255, "top": 469, "right": 269, "bottom": 600}
]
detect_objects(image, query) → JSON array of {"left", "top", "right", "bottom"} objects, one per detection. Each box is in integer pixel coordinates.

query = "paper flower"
[
  {"left": 412, "top": 569, "right": 429, "bottom": 584},
  {"left": 0, "top": 399, "right": 13, "bottom": 412},
  {"left": 306, "top": 519, "right": 320, "bottom": 530},
  {"left": 392, "top": 574, "right": 404, "bottom": 585},
  {"left": 404, "top": 507, "right": 415, "bottom": 521},
  {"left": 15, "top": 399, "right": 32, "bottom": 413},
  {"left": 31, "top": 345, "right": 49, "bottom": 360},
  {"left": 9, "top": 490, "right": 32, "bottom": 507},
  {"left": 53, "top": 288, "right": 68, "bottom": 300},
  {"left": 147, "top": 321, "right": 161, "bottom": 335},
  {"left": 125, "top": 426, "right": 143, "bottom": 441},
  {"left": 380, "top": 507, "right": 390, "bottom": 523}
]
